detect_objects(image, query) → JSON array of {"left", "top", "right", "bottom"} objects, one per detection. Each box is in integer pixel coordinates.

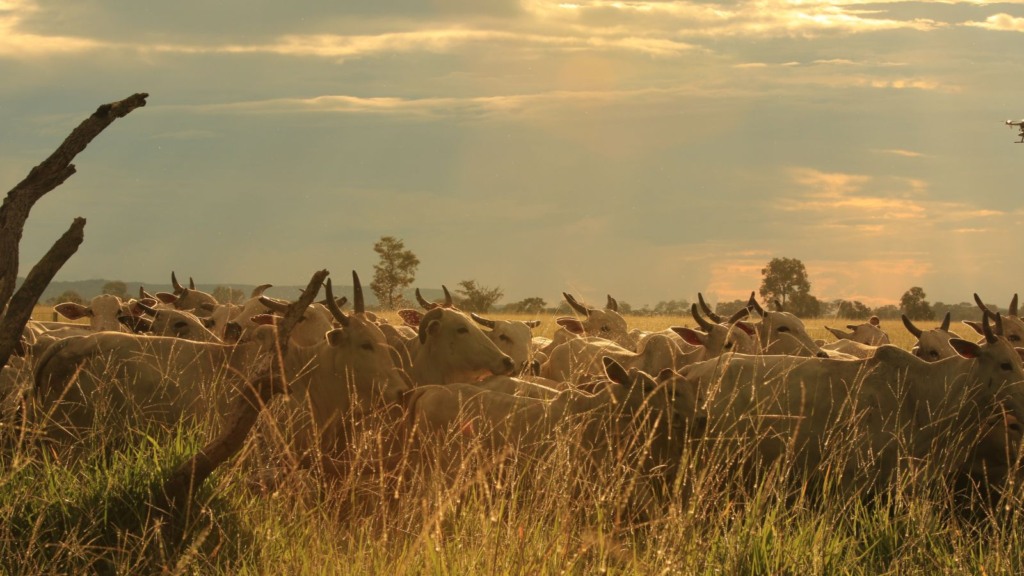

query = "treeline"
[{"left": 44, "top": 245, "right": 1009, "bottom": 322}]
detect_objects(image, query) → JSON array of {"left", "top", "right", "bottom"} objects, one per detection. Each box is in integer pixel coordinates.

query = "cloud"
[
  {"left": 963, "top": 13, "right": 1024, "bottom": 32},
  {"left": 874, "top": 148, "right": 925, "bottom": 158},
  {"left": 525, "top": 0, "right": 944, "bottom": 38},
  {"left": 0, "top": 0, "right": 104, "bottom": 56}
]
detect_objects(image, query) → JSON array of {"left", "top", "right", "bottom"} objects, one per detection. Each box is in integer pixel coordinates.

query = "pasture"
[{"left": 2, "top": 309, "right": 1022, "bottom": 574}]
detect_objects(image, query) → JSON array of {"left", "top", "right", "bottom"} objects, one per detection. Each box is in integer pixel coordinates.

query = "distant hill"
[{"left": 18, "top": 278, "right": 445, "bottom": 309}]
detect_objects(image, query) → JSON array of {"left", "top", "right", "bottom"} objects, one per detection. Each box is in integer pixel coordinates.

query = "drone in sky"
[{"left": 1007, "top": 119, "right": 1024, "bottom": 143}]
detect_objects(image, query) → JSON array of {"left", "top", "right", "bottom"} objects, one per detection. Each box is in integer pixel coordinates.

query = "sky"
[{"left": 2, "top": 0, "right": 1024, "bottom": 310}]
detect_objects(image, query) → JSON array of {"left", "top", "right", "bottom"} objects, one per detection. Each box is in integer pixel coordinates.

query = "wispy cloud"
[
  {"left": 0, "top": 0, "right": 103, "bottom": 56},
  {"left": 874, "top": 148, "right": 925, "bottom": 158},
  {"left": 963, "top": 13, "right": 1024, "bottom": 32},
  {"left": 526, "top": 0, "right": 943, "bottom": 38}
]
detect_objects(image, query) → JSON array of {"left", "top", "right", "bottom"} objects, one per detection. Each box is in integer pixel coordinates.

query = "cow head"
[
  {"left": 557, "top": 292, "right": 632, "bottom": 348},
  {"left": 412, "top": 308, "right": 515, "bottom": 384}
]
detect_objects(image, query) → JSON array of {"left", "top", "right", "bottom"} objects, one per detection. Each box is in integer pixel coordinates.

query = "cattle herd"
[{"left": 3, "top": 270, "right": 1024, "bottom": 516}]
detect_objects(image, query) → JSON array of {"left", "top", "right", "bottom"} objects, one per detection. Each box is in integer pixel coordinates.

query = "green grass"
[{"left": 4, "top": 310, "right": 1018, "bottom": 574}]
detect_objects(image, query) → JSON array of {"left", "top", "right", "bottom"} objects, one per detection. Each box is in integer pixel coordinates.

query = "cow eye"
[
  {"left": 361, "top": 342, "right": 374, "bottom": 351},
  {"left": 499, "top": 334, "right": 512, "bottom": 343},
  {"left": 174, "top": 321, "right": 187, "bottom": 330},
  {"left": 457, "top": 326, "right": 469, "bottom": 334},
  {"left": 1011, "top": 335, "right": 1021, "bottom": 342},
  {"left": 928, "top": 350, "right": 939, "bottom": 360},
  {"left": 777, "top": 326, "right": 790, "bottom": 333},
  {"left": 1001, "top": 362, "right": 1013, "bottom": 371},
  {"left": 724, "top": 341, "right": 733, "bottom": 350},
  {"left": 600, "top": 326, "right": 610, "bottom": 332}
]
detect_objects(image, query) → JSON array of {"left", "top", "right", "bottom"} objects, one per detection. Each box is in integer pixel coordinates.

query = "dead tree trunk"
[{"left": 0, "top": 92, "right": 149, "bottom": 371}]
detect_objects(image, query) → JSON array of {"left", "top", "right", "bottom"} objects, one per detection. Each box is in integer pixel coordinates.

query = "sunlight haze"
[{"left": 2, "top": 0, "right": 1023, "bottom": 310}]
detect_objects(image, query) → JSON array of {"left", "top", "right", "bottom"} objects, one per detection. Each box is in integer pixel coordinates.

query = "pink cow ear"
[
  {"left": 556, "top": 317, "right": 585, "bottom": 334},
  {"left": 671, "top": 326, "right": 706, "bottom": 347},
  {"left": 155, "top": 292, "right": 178, "bottom": 304},
  {"left": 948, "top": 338, "right": 981, "bottom": 360},
  {"left": 398, "top": 309, "right": 422, "bottom": 327},
  {"left": 54, "top": 302, "right": 89, "bottom": 320},
  {"left": 734, "top": 321, "right": 756, "bottom": 336},
  {"left": 250, "top": 314, "right": 278, "bottom": 326}
]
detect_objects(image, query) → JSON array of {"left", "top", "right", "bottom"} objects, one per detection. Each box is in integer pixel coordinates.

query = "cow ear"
[
  {"left": 54, "top": 302, "right": 89, "bottom": 320},
  {"left": 155, "top": 292, "right": 178, "bottom": 304},
  {"left": 734, "top": 321, "right": 756, "bottom": 336},
  {"left": 251, "top": 314, "right": 277, "bottom": 326},
  {"left": 962, "top": 320, "right": 985, "bottom": 336},
  {"left": 602, "top": 356, "right": 630, "bottom": 386},
  {"left": 420, "top": 319, "right": 441, "bottom": 344},
  {"left": 398, "top": 309, "right": 422, "bottom": 328},
  {"left": 556, "top": 317, "right": 585, "bottom": 334},
  {"left": 949, "top": 338, "right": 982, "bottom": 359},
  {"left": 671, "top": 326, "right": 706, "bottom": 347},
  {"left": 826, "top": 326, "right": 848, "bottom": 340}
]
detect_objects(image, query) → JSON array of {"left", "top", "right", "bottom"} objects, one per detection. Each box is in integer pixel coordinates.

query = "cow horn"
[
  {"left": 137, "top": 301, "right": 157, "bottom": 316},
  {"left": 416, "top": 288, "right": 431, "bottom": 309},
  {"left": 259, "top": 295, "right": 290, "bottom": 314},
  {"left": 773, "top": 299, "right": 784, "bottom": 312},
  {"left": 974, "top": 293, "right": 993, "bottom": 315},
  {"left": 471, "top": 312, "right": 495, "bottom": 329},
  {"left": 172, "top": 271, "right": 184, "bottom": 294},
  {"left": 564, "top": 292, "right": 590, "bottom": 316},
  {"left": 251, "top": 284, "right": 273, "bottom": 298},
  {"left": 139, "top": 286, "right": 146, "bottom": 299},
  {"left": 747, "top": 292, "right": 765, "bottom": 317},
  {"left": 940, "top": 311, "right": 951, "bottom": 332},
  {"left": 1012, "top": 294, "right": 1019, "bottom": 317},
  {"left": 983, "top": 312, "right": 997, "bottom": 344},
  {"left": 726, "top": 306, "right": 749, "bottom": 324},
  {"left": 189, "top": 276, "right": 196, "bottom": 290},
  {"left": 606, "top": 295, "right": 618, "bottom": 312},
  {"left": 902, "top": 314, "right": 923, "bottom": 338},
  {"left": 442, "top": 285, "right": 453, "bottom": 308},
  {"left": 324, "top": 278, "right": 349, "bottom": 327},
  {"left": 352, "top": 270, "right": 365, "bottom": 315},
  {"left": 698, "top": 293, "right": 722, "bottom": 323},
  {"left": 176, "top": 288, "right": 189, "bottom": 309},
  {"left": 994, "top": 312, "right": 1005, "bottom": 337},
  {"left": 690, "top": 303, "right": 715, "bottom": 332}
]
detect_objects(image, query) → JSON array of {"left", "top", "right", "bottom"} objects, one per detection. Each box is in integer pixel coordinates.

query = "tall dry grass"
[{"left": 2, "top": 309, "right": 1018, "bottom": 574}]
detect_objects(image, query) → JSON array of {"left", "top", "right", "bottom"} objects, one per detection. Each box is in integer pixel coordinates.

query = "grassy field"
[{"left": 2, "top": 309, "right": 1016, "bottom": 574}]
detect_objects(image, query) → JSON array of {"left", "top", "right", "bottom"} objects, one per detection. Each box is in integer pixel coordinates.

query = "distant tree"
[
  {"left": 715, "top": 299, "right": 750, "bottom": 318},
  {"left": 932, "top": 301, "right": 984, "bottom": 323},
  {"left": 454, "top": 280, "right": 504, "bottom": 313},
  {"left": 652, "top": 299, "right": 691, "bottom": 316},
  {"left": 900, "top": 286, "right": 934, "bottom": 321},
  {"left": 370, "top": 236, "right": 420, "bottom": 310},
  {"left": 787, "top": 292, "right": 821, "bottom": 318},
  {"left": 760, "top": 257, "right": 813, "bottom": 308},
  {"left": 872, "top": 304, "right": 902, "bottom": 320},
  {"left": 212, "top": 285, "right": 245, "bottom": 304},
  {"left": 101, "top": 280, "right": 127, "bottom": 298},
  {"left": 47, "top": 290, "right": 83, "bottom": 305},
  {"left": 833, "top": 300, "right": 872, "bottom": 320},
  {"left": 506, "top": 297, "right": 547, "bottom": 314},
  {"left": 615, "top": 300, "right": 634, "bottom": 315}
]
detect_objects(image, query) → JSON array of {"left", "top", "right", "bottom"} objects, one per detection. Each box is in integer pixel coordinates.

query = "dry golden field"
[{"left": 4, "top": 305, "right": 1015, "bottom": 574}]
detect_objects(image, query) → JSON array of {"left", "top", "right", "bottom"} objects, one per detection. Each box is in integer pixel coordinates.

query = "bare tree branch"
[
  {"left": 158, "top": 269, "right": 329, "bottom": 515},
  {"left": 0, "top": 92, "right": 148, "bottom": 371},
  {"left": 0, "top": 218, "right": 86, "bottom": 370}
]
